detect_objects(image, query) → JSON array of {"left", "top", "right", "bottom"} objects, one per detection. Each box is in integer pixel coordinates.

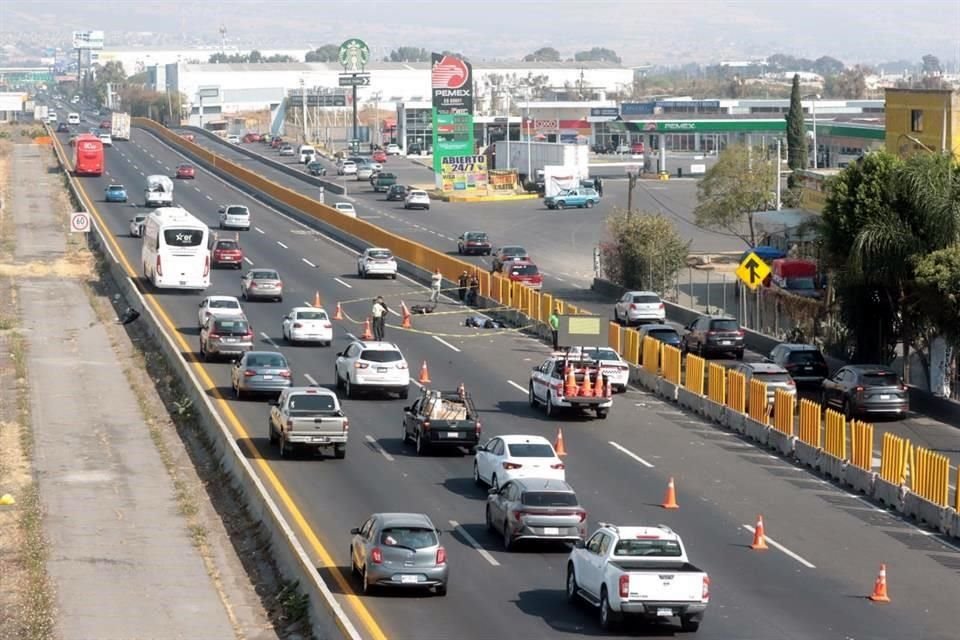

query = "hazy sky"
[{"left": 9, "top": 0, "right": 960, "bottom": 66}]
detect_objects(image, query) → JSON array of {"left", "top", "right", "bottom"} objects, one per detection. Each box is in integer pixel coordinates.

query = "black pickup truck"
[{"left": 401, "top": 387, "right": 481, "bottom": 455}]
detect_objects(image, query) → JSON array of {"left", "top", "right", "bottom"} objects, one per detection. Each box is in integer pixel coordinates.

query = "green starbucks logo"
[{"left": 339, "top": 39, "right": 370, "bottom": 73}]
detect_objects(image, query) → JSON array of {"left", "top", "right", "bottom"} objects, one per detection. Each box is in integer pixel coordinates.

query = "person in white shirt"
[
  {"left": 371, "top": 296, "right": 388, "bottom": 340},
  {"left": 430, "top": 270, "right": 442, "bottom": 303}
]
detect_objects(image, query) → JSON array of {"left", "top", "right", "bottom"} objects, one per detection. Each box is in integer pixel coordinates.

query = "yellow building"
[{"left": 885, "top": 88, "right": 960, "bottom": 158}]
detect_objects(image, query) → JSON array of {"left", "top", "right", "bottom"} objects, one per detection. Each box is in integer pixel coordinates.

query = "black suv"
[
  {"left": 681, "top": 315, "right": 745, "bottom": 359},
  {"left": 767, "top": 343, "right": 829, "bottom": 387},
  {"left": 386, "top": 184, "right": 407, "bottom": 201}
]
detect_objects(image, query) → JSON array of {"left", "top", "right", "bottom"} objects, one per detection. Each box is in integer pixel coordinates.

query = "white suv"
[
  {"left": 357, "top": 248, "right": 398, "bottom": 279},
  {"left": 334, "top": 341, "right": 410, "bottom": 399},
  {"left": 219, "top": 204, "right": 251, "bottom": 230}
]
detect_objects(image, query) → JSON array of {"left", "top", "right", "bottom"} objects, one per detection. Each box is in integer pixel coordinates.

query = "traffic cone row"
[{"left": 563, "top": 367, "right": 578, "bottom": 397}]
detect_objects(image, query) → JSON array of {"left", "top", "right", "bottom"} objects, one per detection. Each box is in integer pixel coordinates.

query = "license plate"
[
  {"left": 544, "top": 527, "right": 559, "bottom": 535},
  {"left": 399, "top": 575, "right": 418, "bottom": 584},
  {"left": 721, "top": 340, "right": 732, "bottom": 345},
  {"left": 656, "top": 608, "right": 673, "bottom": 617},
  {"left": 879, "top": 394, "right": 890, "bottom": 400},
  {"left": 224, "top": 337, "right": 237, "bottom": 343},
  {"left": 179, "top": 280, "right": 187, "bottom": 286},
  {"left": 262, "top": 375, "right": 273, "bottom": 380},
  {"left": 445, "top": 431, "right": 460, "bottom": 438},
  {"left": 377, "top": 367, "right": 388, "bottom": 373},
  {"left": 803, "top": 366, "right": 812, "bottom": 371},
  {"left": 311, "top": 436, "right": 329, "bottom": 443}
]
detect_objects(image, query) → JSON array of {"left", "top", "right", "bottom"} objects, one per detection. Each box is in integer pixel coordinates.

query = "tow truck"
[{"left": 528, "top": 350, "right": 613, "bottom": 419}]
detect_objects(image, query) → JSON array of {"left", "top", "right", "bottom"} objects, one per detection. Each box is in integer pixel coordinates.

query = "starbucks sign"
[{"left": 338, "top": 39, "right": 369, "bottom": 73}]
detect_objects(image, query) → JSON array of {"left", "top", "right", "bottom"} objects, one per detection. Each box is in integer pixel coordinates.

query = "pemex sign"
[{"left": 431, "top": 53, "right": 477, "bottom": 189}]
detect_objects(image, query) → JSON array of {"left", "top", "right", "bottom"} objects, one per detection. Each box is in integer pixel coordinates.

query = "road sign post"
[
  {"left": 70, "top": 211, "right": 90, "bottom": 233},
  {"left": 735, "top": 251, "right": 770, "bottom": 291}
]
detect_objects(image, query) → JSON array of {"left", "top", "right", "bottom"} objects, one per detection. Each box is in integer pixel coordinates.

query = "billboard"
[
  {"left": 431, "top": 53, "right": 476, "bottom": 189},
  {"left": 440, "top": 155, "right": 488, "bottom": 193},
  {"left": 72, "top": 30, "right": 104, "bottom": 50}
]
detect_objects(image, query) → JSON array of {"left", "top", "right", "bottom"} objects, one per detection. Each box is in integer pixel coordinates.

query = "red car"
[
  {"left": 243, "top": 132, "right": 261, "bottom": 143},
  {"left": 505, "top": 260, "right": 543, "bottom": 290},
  {"left": 175, "top": 163, "right": 196, "bottom": 179},
  {"left": 270, "top": 137, "right": 284, "bottom": 149},
  {"left": 372, "top": 150, "right": 387, "bottom": 163},
  {"left": 100, "top": 120, "right": 111, "bottom": 129},
  {"left": 631, "top": 141, "right": 645, "bottom": 154},
  {"left": 210, "top": 237, "right": 244, "bottom": 269}
]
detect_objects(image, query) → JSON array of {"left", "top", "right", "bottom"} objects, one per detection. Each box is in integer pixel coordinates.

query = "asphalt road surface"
[{"left": 56, "top": 123, "right": 960, "bottom": 640}]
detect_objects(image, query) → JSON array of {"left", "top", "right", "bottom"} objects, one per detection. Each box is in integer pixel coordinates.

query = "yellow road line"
[{"left": 54, "top": 134, "right": 388, "bottom": 640}]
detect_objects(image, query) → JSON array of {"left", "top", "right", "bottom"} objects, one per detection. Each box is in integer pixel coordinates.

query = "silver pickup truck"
[{"left": 268, "top": 386, "right": 349, "bottom": 459}]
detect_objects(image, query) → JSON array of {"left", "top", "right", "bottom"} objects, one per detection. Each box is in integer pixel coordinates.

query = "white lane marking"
[
  {"left": 334, "top": 277, "right": 353, "bottom": 289},
  {"left": 364, "top": 434, "right": 395, "bottom": 462},
  {"left": 243, "top": 257, "right": 254, "bottom": 265},
  {"left": 410, "top": 379, "right": 422, "bottom": 388},
  {"left": 138, "top": 171, "right": 145, "bottom": 176},
  {"left": 608, "top": 441, "right": 655, "bottom": 468},
  {"left": 277, "top": 241, "right": 289, "bottom": 249},
  {"left": 449, "top": 520, "right": 500, "bottom": 567},
  {"left": 304, "top": 373, "right": 319, "bottom": 386},
  {"left": 260, "top": 332, "right": 279, "bottom": 348},
  {"left": 205, "top": 194, "right": 213, "bottom": 200},
  {"left": 302, "top": 258, "right": 316, "bottom": 268},
  {"left": 432, "top": 336, "right": 461, "bottom": 352},
  {"left": 132, "top": 164, "right": 139, "bottom": 170},
  {"left": 164, "top": 165, "right": 171, "bottom": 171},
  {"left": 507, "top": 380, "right": 527, "bottom": 394},
  {"left": 254, "top": 226, "right": 265, "bottom": 234},
  {"left": 194, "top": 186, "right": 201, "bottom": 192},
  {"left": 126, "top": 158, "right": 132, "bottom": 163},
  {"left": 741, "top": 525, "right": 816, "bottom": 569},
  {"left": 346, "top": 333, "right": 357, "bottom": 340}
]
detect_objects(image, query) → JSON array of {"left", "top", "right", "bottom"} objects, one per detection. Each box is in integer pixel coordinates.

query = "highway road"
[
  {"left": 55, "top": 122, "right": 960, "bottom": 640},
  {"left": 185, "top": 131, "right": 960, "bottom": 474}
]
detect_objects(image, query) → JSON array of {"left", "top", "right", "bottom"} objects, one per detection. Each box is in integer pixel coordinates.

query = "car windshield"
[
  {"left": 581, "top": 348, "right": 620, "bottom": 361},
  {"left": 507, "top": 443, "right": 554, "bottom": 457},
  {"left": 337, "top": 204, "right": 354, "bottom": 210},
  {"left": 631, "top": 294, "right": 660, "bottom": 304},
  {"left": 649, "top": 329, "right": 680, "bottom": 342},
  {"left": 465, "top": 233, "right": 488, "bottom": 241},
  {"left": 108, "top": 186, "right": 124, "bottom": 192},
  {"left": 785, "top": 277, "right": 816, "bottom": 290},
  {"left": 295, "top": 311, "right": 328, "bottom": 321},
  {"left": 360, "top": 350, "right": 403, "bottom": 363},
  {"left": 368, "top": 250, "right": 392, "bottom": 260},
  {"left": 246, "top": 354, "right": 287, "bottom": 368},
  {"left": 510, "top": 264, "right": 539, "bottom": 276},
  {"left": 862, "top": 372, "right": 900, "bottom": 386},
  {"left": 409, "top": 191, "right": 427, "bottom": 197},
  {"left": 787, "top": 350, "right": 824, "bottom": 364},
  {"left": 752, "top": 371, "right": 792, "bottom": 384},
  {"left": 214, "top": 319, "right": 248, "bottom": 335},
  {"left": 288, "top": 393, "right": 337, "bottom": 414},
  {"left": 163, "top": 229, "right": 203, "bottom": 247},
  {"left": 521, "top": 492, "right": 578, "bottom": 507},
  {"left": 216, "top": 240, "right": 239, "bottom": 250},
  {"left": 226, "top": 206, "right": 248, "bottom": 215},
  {"left": 178, "top": 165, "right": 191, "bottom": 170},
  {"left": 210, "top": 299, "right": 239, "bottom": 309},
  {"left": 614, "top": 539, "right": 682, "bottom": 557},
  {"left": 380, "top": 527, "right": 438, "bottom": 550},
  {"left": 251, "top": 271, "right": 279, "bottom": 280},
  {"left": 710, "top": 319, "right": 740, "bottom": 331},
  {"left": 502, "top": 247, "right": 526, "bottom": 257}
]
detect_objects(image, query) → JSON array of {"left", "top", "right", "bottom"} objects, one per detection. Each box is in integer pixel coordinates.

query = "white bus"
[{"left": 141, "top": 207, "right": 211, "bottom": 290}]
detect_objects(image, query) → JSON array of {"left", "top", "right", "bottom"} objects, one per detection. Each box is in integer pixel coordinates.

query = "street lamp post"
[
  {"left": 504, "top": 93, "right": 511, "bottom": 170},
  {"left": 803, "top": 93, "right": 821, "bottom": 169}
]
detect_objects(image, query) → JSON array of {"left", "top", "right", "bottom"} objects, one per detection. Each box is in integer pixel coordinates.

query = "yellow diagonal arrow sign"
[{"left": 736, "top": 252, "right": 771, "bottom": 290}]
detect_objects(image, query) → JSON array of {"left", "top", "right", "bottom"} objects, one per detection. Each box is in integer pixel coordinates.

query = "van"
[
  {"left": 67, "top": 112, "right": 80, "bottom": 125},
  {"left": 769, "top": 259, "right": 821, "bottom": 298},
  {"left": 298, "top": 144, "right": 316, "bottom": 164}
]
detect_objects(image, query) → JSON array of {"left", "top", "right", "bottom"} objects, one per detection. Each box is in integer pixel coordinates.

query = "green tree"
[
  {"left": 92, "top": 60, "right": 126, "bottom": 107},
  {"left": 600, "top": 211, "right": 690, "bottom": 293},
  {"left": 524, "top": 47, "right": 561, "bottom": 62},
  {"left": 915, "top": 245, "right": 960, "bottom": 346},
  {"left": 812, "top": 56, "right": 845, "bottom": 76},
  {"left": 785, "top": 74, "right": 807, "bottom": 170},
  {"left": 921, "top": 54, "right": 942, "bottom": 75},
  {"left": 389, "top": 47, "right": 430, "bottom": 62},
  {"left": 574, "top": 47, "right": 621, "bottom": 64},
  {"left": 305, "top": 44, "right": 340, "bottom": 62},
  {"left": 694, "top": 144, "right": 775, "bottom": 247}
]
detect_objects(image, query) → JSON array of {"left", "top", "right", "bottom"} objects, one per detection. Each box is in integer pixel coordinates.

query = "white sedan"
[
  {"left": 473, "top": 434, "right": 565, "bottom": 491},
  {"left": 98, "top": 133, "right": 113, "bottom": 146},
  {"left": 385, "top": 144, "right": 401, "bottom": 156},
  {"left": 197, "top": 295, "right": 245, "bottom": 328},
  {"left": 566, "top": 346, "right": 631, "bottom": 393},
  {"left": 334, "top": 202, "right": 356, "bottom": 217},
  {"left": 404, "top": 190, "right": 431, "bottom": 210},
  {"left": 356, "top": 166, "right": 375, "bottom": 180},
  {"left": 338, "top": 161, "right": 357, "bottom": 175},
  {"left": 282, "top": 307, "right": 333, "bottom": 346}
]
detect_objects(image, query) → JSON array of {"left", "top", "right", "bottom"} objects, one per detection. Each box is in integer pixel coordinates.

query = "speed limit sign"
[{"left": 70, "top": 212, "right": 91, "bottom": 233}]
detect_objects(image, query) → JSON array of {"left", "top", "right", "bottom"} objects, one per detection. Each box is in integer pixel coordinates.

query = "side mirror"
[
  {"left": 267, "top": 399, "right": 278, "bottom": 407},
  {"left": 231, "top": 359, "right": 239, "bottom": 365},
  {"left": 488, "top": 487, "right": 498, "bottom": 495},
  {"left": 403, "top": 406, "right": 411, "bottom": 412},
  {"left": 574, "top": 539, "right": 585, "bottom": 549},
  {"left": 217, "top": 206, "right": 225, "bottom": 213},
  {"left": 336, "top": 351, "right": 343, "bottom": 357},
  {"left": 350, "top": 527, "right": 360, "bottom": 535},
  {"left": 199, "top": 302, "right": 204, "bottom": 307}
]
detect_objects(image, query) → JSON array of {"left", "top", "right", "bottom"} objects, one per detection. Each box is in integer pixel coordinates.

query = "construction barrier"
[
  {"left": 684, "top": 354, "right": 706, "bottom": 395},
  {"left": 910, "top": 447, "right": 950, "bottom": 507},
  {"left": 661, "top": 345, "right": 682, "bottom": 385},
  {"left": 726, "top": 369, "right": 746, "bottom": 414},
  {"left": 623, "top": 329, "right": 640, "bottom": 366},
  {"left": 772, "top": 389, "right": 795, "bottom": 436},
  {"left": 641, "top": 336, "right": 661, "bottom": 374},
  {"left": 797, "top": 399, "right": 821, "bottom": 446},
  {"left": 848, "top": 420, "right": 875, "bottom": 471},
  {"left": 747, "top": 379, "right": 769, "bottom": 423},
  {"left": 707, "top": 362, "right": 726, "bottom": 404},
  {"left": 879, "top": 432, "right": 910, "bottom": 485},
  {"left": 824, "top": 409, "right": 847, "bottom": 460}
]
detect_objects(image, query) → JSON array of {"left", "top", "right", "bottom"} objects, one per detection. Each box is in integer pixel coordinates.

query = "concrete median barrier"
[
  {"left": 702, "top": 398, "right": 726, "bottom": 424},
  {"left": 677, "top": 387, "right": 704, "bottom": 413},
  {"left": 945, "top": 509, "right": 960, "bottom": 538},
  {"left": 632, "top": 366, "right": 660, "bottom": 392},
  {"left": 818, "top": 452, "right": 846, "bottom": 482},
  {"left": 793, "top": 440, "right": 822, "bottom": 469},
  {"left": 743, "top": 417, "right": 770, "bottom": 446},
  {"left": 843, "top": 464, "right": 876, "bottom": 497},
  {"left": 902, "top": 492, "right": 948, "bottom": 531},
  {"left": 724, "top": 409, "right": 747, "bottom": 435},
  {"left": 767, "top": 428, "right": 796, "bottom": 457},
  {"left": 873, "top": 477, "right": 906, "bottom": 512},
  {"left": 656, "top": 378, "right": 679, "bottom": 403}
]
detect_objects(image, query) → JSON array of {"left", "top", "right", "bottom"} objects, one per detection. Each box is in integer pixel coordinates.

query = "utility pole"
[
  {"left": 626, "top": 171, "right": 637, "bottom": 219},
  {"left": 775, "top": 138, "right": 782, "bottom": 211},
  {"left": 300, "top": 78, "right": 308, "bottom": 143}
]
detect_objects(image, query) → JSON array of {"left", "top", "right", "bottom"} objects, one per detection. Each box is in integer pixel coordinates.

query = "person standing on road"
[
  {"left": 457, "top": 270, "right": 469, "bottom": 303},
  {"left": 430, "top": 269, "right": 443, "bottom": 303},
  {"left": 549, "top": 307, "right": 561, "bottom": 350},
  {"left": 372, "top": 296, "right": 388, "bottom": 341},
  {"left": 468, "top": 272, "right": 480, "bottom": 306},
  {"left": 595, "top": 176, "right": 603, "bottom": 197}
]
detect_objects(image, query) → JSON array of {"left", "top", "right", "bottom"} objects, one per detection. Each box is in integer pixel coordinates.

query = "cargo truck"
[
  {"left": 490, "top": 141, "right": 590, "bottom": 191},
  {"left": 111, "top": 113, "right": 130, "bottom": 141}
]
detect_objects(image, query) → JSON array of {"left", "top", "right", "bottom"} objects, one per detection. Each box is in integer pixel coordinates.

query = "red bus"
[{"left": 74, "top": 134, "right": 104, "bottom": 176}]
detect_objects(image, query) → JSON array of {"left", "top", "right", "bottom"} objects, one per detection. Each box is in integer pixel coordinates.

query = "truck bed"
[{"left": 608, "top": 560, "right": 703, "bottom": 573}]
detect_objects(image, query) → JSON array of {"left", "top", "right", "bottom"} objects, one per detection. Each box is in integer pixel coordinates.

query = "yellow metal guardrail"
[
  {"left": 608, "top": 322, "right": 621, "bottom": 354},
  {"left": 641, "top": 336, "right": 661, "bottom": 374},
  {"left": 797, "top": 398, "right": 821, "bottom": 446},
  {"left": 879, "top": 432, "right": 910, "bottom": 484},
  {"left": 747, "top": 379, "right": 769, "bottom": 423},
  {"left": 661, "top": 345, "right": 682, "bottom": 385},
  {"left": 910, "top": 446, "right": 950, "bottom": 507},
  {"left": 848, "top": 420, "right": 874, "bottom": 471},
  {"left": 824, "top": 409, "right": 847, "bottom": 459},
  {"left": 684, "top": 354, "right": 706, "bottom": 395},
  {"left": 726, "top": 370, "right": 746, "bottom": 414},
  {"left": 772, "top": 389, "right": 795, "bottom": 436},
  {"left": 707, "top": 362, "right": 726, "bottom": 404}
]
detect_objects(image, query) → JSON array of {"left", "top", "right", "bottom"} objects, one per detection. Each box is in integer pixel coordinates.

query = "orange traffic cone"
[
  {"left": 401, "top": 301, "right": 412, "bottom": 329},
  {"left": 418, "top": 360, "right": 431, "bottom": 384},
  {"left": 554, "top": 428, "right": 567, "bottom": 457},
  {"left": 661, "top": 477, "right": 679, "bottom": 509},
  {"left": 313, "top": 291, "right": 321, "bottom": 307},
  {"left": 361, "top": 317, "right": 374, "bottom": 340},
  {"left": 869, "top": 564, "right": 891, "bottom": 602},
  {"left": 594, "top": 370, "right": 605, "bottom": 397},
  {"left": 333, "top": 302, "right": 343, "bottom": 320},
  {"left": 750, "top": 515, "right": 769, "bottom": 550},
  {"left": 579, "top": 370, "right": 594, "bottom": 398},
  {"left": 564, "top": 367, "right": 578, "bottom": 397}
]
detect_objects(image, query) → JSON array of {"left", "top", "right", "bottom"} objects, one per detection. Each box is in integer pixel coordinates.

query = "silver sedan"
[
  {"left": 230, "top": 351, "right": 292, "bottom": 399},
  {"left": 350, "top": 513, "right": 448, "bottom": 596},
  {"left": 241, "top": 268, "right": 283, "bottom": 302}
]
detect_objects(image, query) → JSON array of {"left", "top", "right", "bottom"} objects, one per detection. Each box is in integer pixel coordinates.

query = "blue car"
[
  {"left": 104, "top": 184, "right": 127, "bottom": 203},
  {"left": 544, "top": 187, "right": 601, "bottom": 210}
]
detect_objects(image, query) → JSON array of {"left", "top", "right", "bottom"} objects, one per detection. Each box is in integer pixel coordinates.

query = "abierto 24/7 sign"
[
  {"left": 440, "top": 155, "right": 488, "bottom": 193},
  {"left": 432, "top": 53, "right": 474, "bottom": 115}
]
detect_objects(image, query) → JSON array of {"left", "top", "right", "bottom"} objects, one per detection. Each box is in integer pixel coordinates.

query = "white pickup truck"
[
  {"left": 144, "top": 174, "right": 174, "bottom": 207},
  {"left": 566, "top": 523, "right": 709, "bottom": 632},
  {"left": 268, "top": 386, "right": 349, "bottom": 459},
  {"left": 528, "top": 352, "right": 613, "bottom": 419}
]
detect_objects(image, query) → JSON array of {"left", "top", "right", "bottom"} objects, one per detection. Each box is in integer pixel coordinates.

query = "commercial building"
[
  {"left": 884, "top": 88, "right": 959, "bottom": 158},
  {"left": 0, "top": 92, "right": 28, "bottom": 123}
]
